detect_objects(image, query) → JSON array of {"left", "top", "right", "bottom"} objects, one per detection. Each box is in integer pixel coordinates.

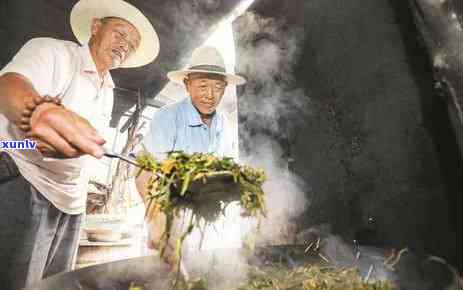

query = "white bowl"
[{"left": 84, "top": 214, "right": 126, "bottom": 242}]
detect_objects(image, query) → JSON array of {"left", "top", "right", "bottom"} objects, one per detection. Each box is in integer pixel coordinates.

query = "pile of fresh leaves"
[
  {"left": 237, "top": 264, "right": 398, "bottom": 290},
  {"left": 156, "top": 264, "right": 399, "bottom": 290},
  {"left": 128, "top": 264, "right": 398, "bottom": 290},
  {"left": 136, "top": 151, "right": 267, "bottom": 268}
]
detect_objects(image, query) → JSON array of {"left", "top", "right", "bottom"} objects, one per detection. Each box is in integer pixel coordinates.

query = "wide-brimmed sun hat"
[
  {"left": 167, "top": 46, "right": 246, "bottom": 86},
  {"left": 70, "top": 0, "right": 159, "bottom": 68}
]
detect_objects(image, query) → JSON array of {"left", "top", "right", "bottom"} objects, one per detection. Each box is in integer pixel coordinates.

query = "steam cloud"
[
  {"left": 235, "top": 11, "right": 310, "bottom": 245},
  {"left": 178, "top": 10, "right": 311, "bottom": 288}
]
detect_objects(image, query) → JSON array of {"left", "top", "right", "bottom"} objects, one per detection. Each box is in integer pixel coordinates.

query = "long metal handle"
[
  {"left": 103, "top": 150, "right": 141, "bottom": 168},
  {"left": 103, "top": 150, "right": 163, "bottom": 179}
]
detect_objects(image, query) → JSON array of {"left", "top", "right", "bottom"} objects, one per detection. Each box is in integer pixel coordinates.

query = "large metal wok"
[
  {"left": 26, "top": 243, "right": 460, "bottom": 290},
  {"left": 27, "top": 246, "right": 319, "bottom": 290},
  {"left": 27, "top": 255, "right": 172, "bottom": 290}
]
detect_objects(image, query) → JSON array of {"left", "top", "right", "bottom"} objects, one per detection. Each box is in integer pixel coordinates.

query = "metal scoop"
[
  {"left": 186, "top": 171, "right": 240, "bottom": 202},
  {"left": 103, "top": 149, "right": 240, "bottom": 201}
]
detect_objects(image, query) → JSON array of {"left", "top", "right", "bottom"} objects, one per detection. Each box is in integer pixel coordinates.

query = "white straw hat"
[
  {"left": 167, "top": 46, "right": 246, "bottom": 86},
  {"left": 70, "top": 0, "right": 159, "bottom": 68}
]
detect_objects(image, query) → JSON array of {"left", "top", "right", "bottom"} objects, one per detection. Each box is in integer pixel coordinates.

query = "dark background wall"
[{"left": 236, "top": 0, "right": 462, "bottom": 269}]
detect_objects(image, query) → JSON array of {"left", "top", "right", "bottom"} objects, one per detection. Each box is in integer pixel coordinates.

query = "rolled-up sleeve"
[{"left": 0, "top": 38, "right": 58, "bottom": 96}]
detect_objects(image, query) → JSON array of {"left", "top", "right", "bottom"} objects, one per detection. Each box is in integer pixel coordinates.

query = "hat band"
[{"left": 188, "top": 65, "right": 226, "bottom": 73}]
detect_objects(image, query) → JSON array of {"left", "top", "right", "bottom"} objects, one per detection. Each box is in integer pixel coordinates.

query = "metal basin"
[
  {"left": 27, "top": 245, "right": 460, "bottom": 290},
  {"left": 27, "top": 246, "right": 322, "bottom": 290},
  {"left": 27, "top": 256, "right": 172, "bottom": 290}
]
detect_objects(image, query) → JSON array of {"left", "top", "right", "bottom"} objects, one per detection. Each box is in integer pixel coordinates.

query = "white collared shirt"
[{"left": 0, "top": 37, "right": 114, "bottom": 214}]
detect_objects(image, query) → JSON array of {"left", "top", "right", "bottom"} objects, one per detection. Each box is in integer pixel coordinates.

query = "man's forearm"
[
  {"left": 135, "top": 169, "right": 163, "bottom": 218},
  {"left": 0, "top": 73, "right": 40, "bottom": 125},
  {"left": 136, "top": 169, "right": 170, "bottom": 251},
  {"left": 0, "top": 73, "right": 105, "bottom": 159},
  {"left": 135, "top": 169, "right": 151, "bottom": 204}
]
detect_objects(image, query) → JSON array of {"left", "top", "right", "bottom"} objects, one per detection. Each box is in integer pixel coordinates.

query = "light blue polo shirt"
[{"left": 142, "top": 97, "right": 238, "bottom": 160}]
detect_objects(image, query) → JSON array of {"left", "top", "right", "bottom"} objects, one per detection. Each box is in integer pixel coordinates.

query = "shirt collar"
[
  {"left": 184, "top": 97, "right": 223, "bottom": 132},
  {"left": 80, "top": 44, "right": 115, "bottom": 89}
]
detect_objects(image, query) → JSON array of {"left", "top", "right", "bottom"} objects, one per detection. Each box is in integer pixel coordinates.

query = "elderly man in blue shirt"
[
  {"left": 135, "top": 46, "right": 246, "bottom": 264},
  {"left": 142, "top": 46, "right": 245, "bottom": 159}
]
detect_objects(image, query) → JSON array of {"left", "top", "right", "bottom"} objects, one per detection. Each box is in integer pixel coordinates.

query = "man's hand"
[
  {"left": 136, "top": 169, "right": 180, "bottom": 267},
  {"left": 146, "top": 202, "right": 167, "bottom": 250},
  {"left": 146, "top": 212, "right": 179, "bottom": 268},
  {"left": 28, "top": 103, "right": 105, "bottom": 158},
  {"left": 0, "top": 73, "right": 105, "bottom": 159}
]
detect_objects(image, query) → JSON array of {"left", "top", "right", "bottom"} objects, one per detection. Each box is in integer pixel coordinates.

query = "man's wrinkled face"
[
  {"left": 185, "top": 73, "right": 227, "bottom": 115},
  {"left": 90, "top": 17, "right": 141, "bottom": 69}
]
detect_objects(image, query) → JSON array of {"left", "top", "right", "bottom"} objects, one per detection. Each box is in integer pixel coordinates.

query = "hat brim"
[
  {"left": 167, "top": 69, "right": 246, "bottom": 86},
  {"left": 71, "top": 0, "right": 159, "bottom": 68}
]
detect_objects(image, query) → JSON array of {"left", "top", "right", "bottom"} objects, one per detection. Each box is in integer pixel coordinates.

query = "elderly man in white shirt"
[{"left": 0, "top": 1, "right": 159, "bottom": 289}]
